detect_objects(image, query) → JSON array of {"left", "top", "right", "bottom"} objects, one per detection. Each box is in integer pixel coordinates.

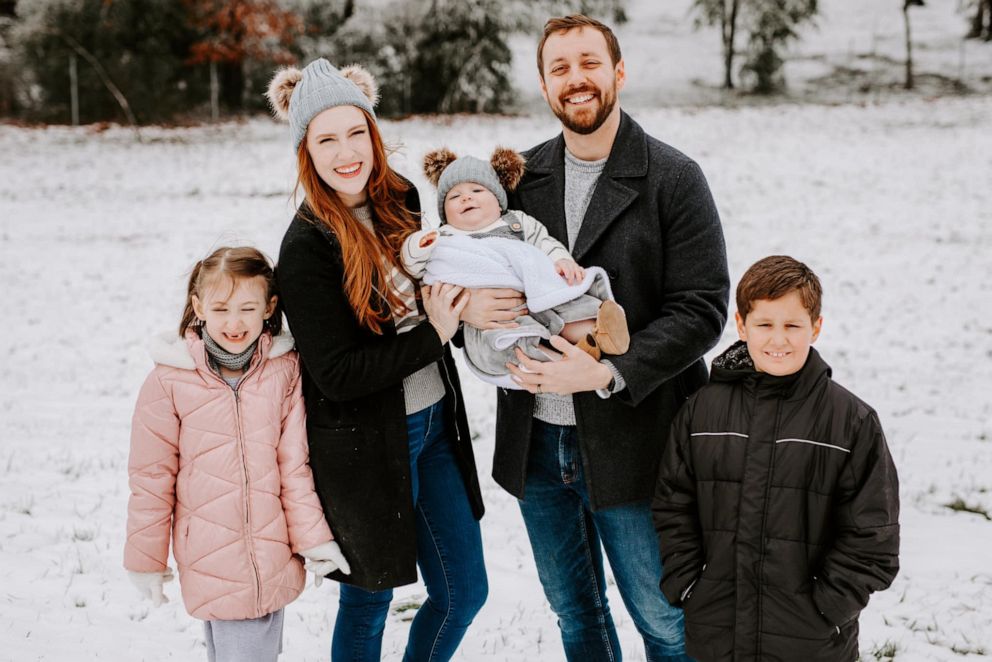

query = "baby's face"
[{"left": 443, "top": 182, "right": 502, "bottom": 231}]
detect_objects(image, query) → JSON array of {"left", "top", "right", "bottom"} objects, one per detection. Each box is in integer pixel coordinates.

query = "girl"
[
  {"left": 124, "top": 246, "right": 349, "bottom": 662},
  {"left": 267, "top": 59, "right": 488, "bottom": 661}
]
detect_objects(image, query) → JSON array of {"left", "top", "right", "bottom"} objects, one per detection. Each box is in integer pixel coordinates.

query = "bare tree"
[
  {"left": 965, "top": 0, "right": 992, "bottom": 40},
  {"left": 904, "top": 0, "right": 925, "bottom": 90},
  {"left": 692, "top": 0, "right": 742, "bottom": 89}
]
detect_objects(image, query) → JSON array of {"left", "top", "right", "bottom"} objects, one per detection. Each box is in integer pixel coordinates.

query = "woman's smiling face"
[{"left": 305, "top": 105, "right": 374, "bottom": 207}]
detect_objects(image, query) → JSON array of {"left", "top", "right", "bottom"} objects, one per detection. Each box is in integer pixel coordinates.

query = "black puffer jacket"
[{"left": 653, "top": 342, "right": 899, "bottom": 661}]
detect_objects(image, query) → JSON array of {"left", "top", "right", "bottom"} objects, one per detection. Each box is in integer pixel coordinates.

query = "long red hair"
[{"left": 295, "top": 110, "right": 419, "bottom": 335}]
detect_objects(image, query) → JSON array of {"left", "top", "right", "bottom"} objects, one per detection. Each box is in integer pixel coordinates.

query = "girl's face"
[
  {"left": 192, "top": 276, "right": 276, "bottom": 354},
  {"left": 305, "top": 105, "right": 374, "bottom": 208}
]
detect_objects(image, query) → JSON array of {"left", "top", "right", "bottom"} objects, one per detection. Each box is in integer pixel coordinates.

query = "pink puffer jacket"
[{"left": 124, "top": 331, "right": 333, "bottom": 621}]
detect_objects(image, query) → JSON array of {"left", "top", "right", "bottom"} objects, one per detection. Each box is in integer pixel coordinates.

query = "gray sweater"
[
  {"left": 350, "top": 205, "right": 445, "bottom": 415},
  {"left": 533, "top": 150, "right": 607, "bottom": 425}
]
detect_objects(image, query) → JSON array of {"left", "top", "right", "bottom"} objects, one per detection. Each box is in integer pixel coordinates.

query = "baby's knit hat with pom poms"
[
  {"left": 423, "top": 147, "right": 526, "bottom": 224},
  {"left": 265, "top": 58, "right": 379, "bottom": 152}
]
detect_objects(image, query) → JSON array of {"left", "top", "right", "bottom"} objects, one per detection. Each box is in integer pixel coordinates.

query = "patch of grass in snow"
[
  {"left": 7, "top": 495, "right": 34, "bottom": 516},
  {"left": 72, "top": 525, "right": 96, "bottom": 542},
  {"left": 945, "top": 497, "right": 992, "bottom": 521},
  {"left": 950, "top": 643, "right": 987, "bottom": 656},
  {"left": 393, "top": 599, "right": 422, "bottom": 622},
  {"left": 865, "top": 639, "right": 898, "bottom": 660}
]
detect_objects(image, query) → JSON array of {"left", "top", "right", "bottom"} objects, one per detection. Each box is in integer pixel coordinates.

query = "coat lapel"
[
  {"left": 516, "top": 134, "right": 569, "bottom": 245},
  {"left": 570, "top": 112, "right": 647, "bottom": 261}
]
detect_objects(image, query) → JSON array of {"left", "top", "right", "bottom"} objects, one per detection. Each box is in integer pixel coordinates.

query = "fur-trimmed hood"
[{"left": 148, "top": 330, "right": 295, "bottom": 370}]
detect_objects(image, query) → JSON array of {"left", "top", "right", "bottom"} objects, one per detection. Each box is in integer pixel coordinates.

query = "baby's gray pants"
[{"left": 464, "top": 293, "right": 602, "bottom": 379}]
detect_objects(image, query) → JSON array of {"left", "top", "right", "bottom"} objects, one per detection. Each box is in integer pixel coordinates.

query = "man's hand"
[
  {"left": 554, "top": 259, "right": 585, "bottom": 285},
  {"left": 507, "top": 336, "right": 612, "bottom": 395},
  {"left": 460, "top": 288, "right": 527, "bottom": 330}
]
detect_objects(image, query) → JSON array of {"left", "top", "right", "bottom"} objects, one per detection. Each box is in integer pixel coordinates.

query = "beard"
[{"left": 552, "top": 82, "right": 617, "bottom": 135}]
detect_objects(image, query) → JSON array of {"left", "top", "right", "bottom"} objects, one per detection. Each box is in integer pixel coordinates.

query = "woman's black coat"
[
  {"left": 653, "top": 342, "right": 900, "bottom": 661},
  {"left": 276, "top": 188, "right": 484, "bottom": 591}
]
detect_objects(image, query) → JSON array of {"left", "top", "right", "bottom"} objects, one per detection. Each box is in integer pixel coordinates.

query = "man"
[{"left": 462, "top": 14, "right": 729, "bottom": 661}]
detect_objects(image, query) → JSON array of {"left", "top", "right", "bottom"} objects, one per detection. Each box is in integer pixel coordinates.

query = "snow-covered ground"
[{"left": 2, "top": 93, "right": 992, "bottom": 661}]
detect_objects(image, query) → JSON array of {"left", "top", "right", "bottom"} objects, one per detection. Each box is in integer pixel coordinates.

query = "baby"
[{"left": 401, "top": 147, "right": 629, "bottom": 388}]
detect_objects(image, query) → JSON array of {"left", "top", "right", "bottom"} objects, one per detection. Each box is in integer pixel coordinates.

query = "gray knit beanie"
[
  {"left": 435, "top": 157, "right": 508, "bottom": 223},
  {"left": 266, "top": 59, "right": 379, "bottom": 152}
]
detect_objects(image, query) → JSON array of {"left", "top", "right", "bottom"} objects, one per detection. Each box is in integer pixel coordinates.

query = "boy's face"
[
  {"left": 443, "top": 182, "right": 502, "bottom": 232},
  {"left": 735, "top": 290, "right": 823, "bottom": 376}
]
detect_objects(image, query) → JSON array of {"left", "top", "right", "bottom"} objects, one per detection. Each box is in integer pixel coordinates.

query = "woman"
[{"left": 266, "top": 59, "right": 487, "bottom": 662}]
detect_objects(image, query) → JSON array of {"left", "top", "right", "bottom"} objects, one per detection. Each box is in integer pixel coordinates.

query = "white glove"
[
  {"left": 128, "top": 568, "right": 174, "bottom": 607},
  {"left": 300, "top": 541, "right": 351, "bottom": 586}
]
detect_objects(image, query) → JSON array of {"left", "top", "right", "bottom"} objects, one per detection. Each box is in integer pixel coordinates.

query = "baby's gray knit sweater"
[{"left": 350, "top": 205, "right": 446, "bottom": 415}]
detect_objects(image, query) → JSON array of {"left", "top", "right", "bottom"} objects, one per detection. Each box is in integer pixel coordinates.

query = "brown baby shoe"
[{"left": 576, "top": 300, "right": 630, "bottom": 359}]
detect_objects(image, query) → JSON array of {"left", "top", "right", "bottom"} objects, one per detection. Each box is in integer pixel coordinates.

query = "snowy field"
[{"left": 2, "top": 93, "right": 991, "bottom": 661}]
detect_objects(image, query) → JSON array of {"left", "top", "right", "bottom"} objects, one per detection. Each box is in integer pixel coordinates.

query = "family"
[{"left": 123, "top": 14, "right": 901, "bottom": 662}]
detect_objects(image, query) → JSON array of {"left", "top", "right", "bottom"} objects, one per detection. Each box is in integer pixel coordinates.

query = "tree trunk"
[
  {"left": 968, "top": 0, "right": 987, "bottom": 38},
  {"left": 904, "top": 5, "right": 914, "bottom": 90},
  {"left": 725, "top": 0, "right": 740, "bottom": 89},
  {"left": 54, "top": 31, "right": 140, "bottom": 138},
  {"left": 210, "top": 60, "right": 219, "bottom": 122},
  {"left": 69, "top": 53, "right": 79, "bottom": 126}
]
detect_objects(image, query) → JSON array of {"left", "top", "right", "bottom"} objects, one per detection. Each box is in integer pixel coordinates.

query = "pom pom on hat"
[
  {"left": 340, "top": 65, "right": 380, "bottom": 108},
  {"left": 423, "top": 148, "right": 459, "bottom": 187},
  {"left": 266, "top": 66, "right": 302, "bottom": 120},
  {"left": 490, "top": 147, "right": 525, "bottom": 192}
]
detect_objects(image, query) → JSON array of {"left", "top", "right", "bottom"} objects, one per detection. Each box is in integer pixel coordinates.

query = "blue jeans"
[
  {"left": 331, "top": 399, "right": 487, "bottom": 662},
  {"left": 518, "top": 420, "right": 690, "bottom": 662}
]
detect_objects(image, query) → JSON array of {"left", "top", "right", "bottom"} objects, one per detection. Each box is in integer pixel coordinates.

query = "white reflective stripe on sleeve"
[
  {"left": 690, "top": 432, "right": 749, "bottom": 438},
  {"left": 774, "top": 438, "right": 851, "bottom": 453}
]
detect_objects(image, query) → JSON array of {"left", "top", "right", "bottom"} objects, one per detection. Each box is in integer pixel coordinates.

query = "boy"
[
  {"left": 402, "top": 146, "right": 629, "bottom": 388},
  {"left": 652, "top": 255, "right": 900, "bottom": 661}
]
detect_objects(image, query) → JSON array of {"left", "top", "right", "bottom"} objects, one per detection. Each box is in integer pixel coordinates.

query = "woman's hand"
[
  {"left": 459, "top": 288, "right": 526, "bottom": 330},
  {"left": 422, "top": 282, "right": 469, "bottom": 344},
  {"left": 555, "top": 259, "right": 585, "bottom": 285}
]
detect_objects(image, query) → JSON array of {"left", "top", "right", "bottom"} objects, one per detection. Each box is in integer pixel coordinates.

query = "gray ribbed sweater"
[{"left": 532, "top": 150, "right": 607, "bottom": 425}]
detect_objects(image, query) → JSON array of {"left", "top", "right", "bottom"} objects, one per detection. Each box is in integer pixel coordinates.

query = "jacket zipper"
[
  {"left": 207, "top": 352, "right": 266, "bottom": 616},
  {"left": 438, "top": 355, "right": 460, "bottom": 442},
  {"left": 755, "top": 397, "right": 784, "bottom": 660},
  {"left": 233, "top": 388, "right": 263, "bottom": 615}
]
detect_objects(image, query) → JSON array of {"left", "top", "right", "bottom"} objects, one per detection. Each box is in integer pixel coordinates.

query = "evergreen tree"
[{"left": 692, "top": 0, "right": 817, "bottom": 93}]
